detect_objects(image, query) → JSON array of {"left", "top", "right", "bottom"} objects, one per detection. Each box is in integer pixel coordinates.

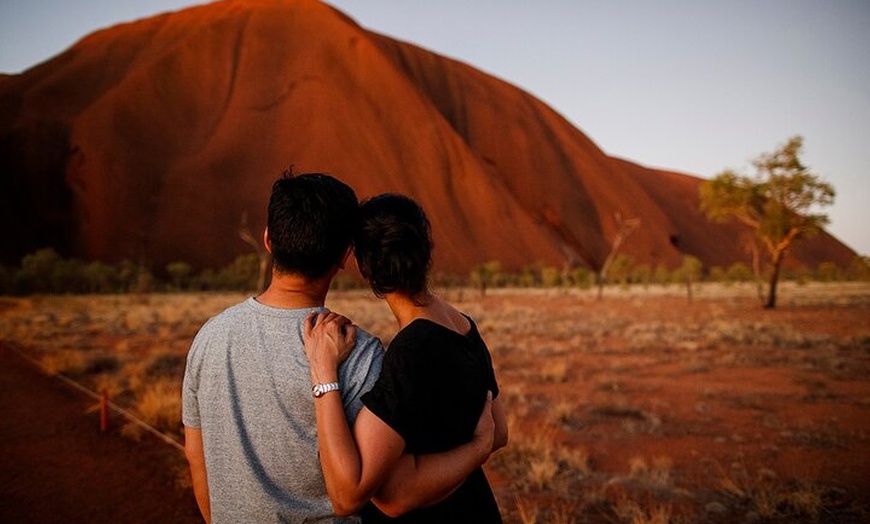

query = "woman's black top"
[{"left": 359, "top": 316, "right": 502, "bottom": 523}]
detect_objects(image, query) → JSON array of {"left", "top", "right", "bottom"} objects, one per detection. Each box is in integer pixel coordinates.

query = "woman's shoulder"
[{"left": 389, "top": 318, "right": 441, "bottom": 349}]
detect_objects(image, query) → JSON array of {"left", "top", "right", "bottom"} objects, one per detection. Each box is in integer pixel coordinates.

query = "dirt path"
[{"left": 0, "top": 343, "right": 203, "bottom": 524}]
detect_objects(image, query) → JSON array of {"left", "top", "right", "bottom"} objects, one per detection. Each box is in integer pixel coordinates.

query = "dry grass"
[
  {"left": 1, "top": 283, "right": 868, "bottom": 523},
  {"left": 39, "top": 350, "right": 91, "bottom": 376},
  {"left": 1, "top": 293, "right": 245, "bottom": 440},
  {"left": 135, "top": 378, "right": 183, "bottom": 431},
  {"left": 610, "top": 493, "right": 675, "bottom": 524},
  {"left": 711, "top": 458, "right": 836, "bottom": 521},
  {"left": 628, "top": 456, "right": 673, "bottom": 489}
]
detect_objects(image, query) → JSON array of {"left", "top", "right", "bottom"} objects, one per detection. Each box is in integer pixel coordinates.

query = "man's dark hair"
[
  {"left": 267, "top": 171, "right": 358, "bottom": 279},
  {"left": 354, "top": 193, "right": 432, "bottom": 298}
]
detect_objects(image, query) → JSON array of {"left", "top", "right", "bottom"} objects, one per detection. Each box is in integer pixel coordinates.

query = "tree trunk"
[
  {"left": 749, "top": 240, "right": 765, "bottom": 306},
  {"left": 596, "top": 213, "right": 640, "bottom": 301},
  {"left": 764, "top": 250, "right": 785, "bottom": 309}
]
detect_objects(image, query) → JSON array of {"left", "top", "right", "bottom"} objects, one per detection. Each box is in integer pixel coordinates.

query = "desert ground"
[{"left": 0, "top": 282, "right": 867, "bottom": 523}]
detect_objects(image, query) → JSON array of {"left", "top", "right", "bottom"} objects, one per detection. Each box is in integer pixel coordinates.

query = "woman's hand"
[{"left": 303, "top": 311, "right": 357, "bottom": 384}]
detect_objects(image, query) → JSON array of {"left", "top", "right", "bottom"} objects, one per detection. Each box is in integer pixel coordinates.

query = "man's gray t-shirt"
[{"left": 182, "top": 297, "right": 384, "bottom": 523}]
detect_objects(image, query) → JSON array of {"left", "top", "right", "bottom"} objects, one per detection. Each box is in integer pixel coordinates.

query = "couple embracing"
[{"left": 182, "top": 171, "right": 508, "bottom": 523}]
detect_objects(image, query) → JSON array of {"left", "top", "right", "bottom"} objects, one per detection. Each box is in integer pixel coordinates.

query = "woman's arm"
[
  {"left": 304, "top": 312, "right": 495, "bottom": 516},
  {"left": 304, "top": 312, "right": 400, "bottom": 515},
  {"left": 312, "top": 384, "right": 405, "bottom": 515}
]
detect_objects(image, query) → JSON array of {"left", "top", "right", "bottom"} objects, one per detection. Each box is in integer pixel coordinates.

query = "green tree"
[
  {"left": 815, "top": 262, "right": 840, "bottom": 282},
  {"left": 653, "top": 263, "right": 671, "bottom": 287},
  {"left": 708, "top": 266, "right": 726, "bottom": 283},
  {"left": 217, "top": 254, "right": 261, "bottom": 291},
  {"left": 166, "top": 261, "right": 193, "bottom": 291},
  {"left": 81, "top": 261, "right": 119, "bottom": 293},
  {"left": 597, "top": 213, "right": 641, "bottom": 299},
  {"left": 517, "top": 262, "right": 541, "bottom": 288},
  {"left": 131, "top": 265, "right": 155, "bottom": 294},
  {"left": 51, "top": 258, "right": 87, "bottom": 293},
  {"left": 239, "top": 212, "right": 270, "bottom": 294},
  {"left": 846, "top": 256, "right": 870, "bottom": 281},
  {"left": 726, "top": 262, "right": 753, "bottom": 283},
  {"left": 565, "top": 267, "right": 593, "bottom": 289},
  {"left": 631, "top": 263, "right": 653, "bottom": 288},
  {"left": 608, "top": 253, "right": 635, "bottom": 288},
  {"left": 678, "top": 255, "right": 703, "bottom": 302},
  {"left": 193, "top": 268, "right": 218, "bottom": 290},
  {"left": 700, "top": 136, "right": 835, "bottom": 308},
  {"left": 540, "top": 266, "right": 562, "bottom": 288},
  {"left": 18, "top": 248, "right": 63, "bottom": 294},
  {"left": 431, "top": 271, "right": 464, "bottom": 290},
  {"left": 117, "top": 259, "right": 140, "bottom": 292},
  {"left": 470, "top": 261, "right": 502, "bottom": 298}
]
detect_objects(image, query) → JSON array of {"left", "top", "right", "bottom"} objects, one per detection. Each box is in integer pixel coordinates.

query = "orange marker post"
[{"left": 100, "top": 390, "right": 108, "bottom": 432}]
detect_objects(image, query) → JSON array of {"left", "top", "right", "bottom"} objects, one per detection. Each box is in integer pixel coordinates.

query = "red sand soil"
[
  {"left": 1, "top": 285, "right": 867, "bottom": 523},
  {"left": 0, "top": 343, "right": 202, "bottom": 524},
  {"left": 470, "top": 287, "right": 870, "bottom": 522}
]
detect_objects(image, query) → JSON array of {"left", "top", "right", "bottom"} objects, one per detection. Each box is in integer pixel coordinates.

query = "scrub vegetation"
[{"left": 1, "top": 282, "right": 868, "bottom": 523}]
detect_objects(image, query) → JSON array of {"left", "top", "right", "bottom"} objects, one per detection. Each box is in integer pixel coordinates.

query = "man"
[{"left": 182, "top": 172, "right": 494, "bottom": 523}]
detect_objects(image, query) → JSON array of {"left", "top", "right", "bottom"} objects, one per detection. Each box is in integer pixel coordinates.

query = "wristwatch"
[{"left": 312, "top": 382, "right": 341, "bottom": 398}]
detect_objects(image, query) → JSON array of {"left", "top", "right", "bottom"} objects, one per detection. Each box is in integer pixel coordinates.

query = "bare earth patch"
[{"left": 1, "top": 282, "right": 867, "bottom": 523}]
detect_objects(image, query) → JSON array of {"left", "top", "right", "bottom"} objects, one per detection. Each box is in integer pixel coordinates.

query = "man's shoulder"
[
  {"left": 339, "top": 325, "right": 383, "bottom": 371},
  {"left": 349, "top": 326, "right": 384, "bottom": 359},
  {"left": 213, "top": 298, "right": 254, "bottom": 320},
  {"left": 353, "top": 324, "right": 381, "bottom": 346},
  {"left": 191, "top": 299, "right": 253, "bottom": 341}
]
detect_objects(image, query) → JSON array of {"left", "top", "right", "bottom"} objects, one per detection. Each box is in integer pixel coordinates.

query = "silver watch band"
[{"left": 312, "top": 382, "right": 340, "bottom": 398}]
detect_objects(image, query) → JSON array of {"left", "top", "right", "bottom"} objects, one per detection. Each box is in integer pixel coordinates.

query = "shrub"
[
  {"left": 81, "top": 261, "right": 120, "bottom": 293},
  {"left": 565, "top": 267, "right": 594, "bottom": 289},
  {"left": 846, "top": 256, "right": 870, "bottom": 281},
  {"left": 653, "top": 264, "right": 671, "bottom": 287},
  {"left": 726, "top": 262, "right": 753, "bottom": 283},
  {"left": 166, "top": 261, "right": 193, "bottom": 290},
  {"left": 708, "top": 266, "right": 726, "bottom": 283},
  {"left": 540, "top": 266, "right": 562, "bottom": 287},
  {"left": 470, "top": 261, "right": 503, "bottom": 296},
  {"left": 631, "top": 263, "right": 653, "bottom": 287}
]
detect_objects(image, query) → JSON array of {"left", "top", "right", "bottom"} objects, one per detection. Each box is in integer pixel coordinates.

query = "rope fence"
[{"left": 12, "top": 347, "right": 185, "bottom": 452}]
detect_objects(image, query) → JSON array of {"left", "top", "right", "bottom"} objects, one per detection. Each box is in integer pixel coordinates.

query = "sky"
[{"left": 1, "top": 0, "right": 868, "bottom": 255}]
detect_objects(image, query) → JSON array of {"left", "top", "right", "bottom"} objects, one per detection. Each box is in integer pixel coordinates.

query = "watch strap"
[{"left": 312, "top": 382, "right": 341, "bottom": 398}]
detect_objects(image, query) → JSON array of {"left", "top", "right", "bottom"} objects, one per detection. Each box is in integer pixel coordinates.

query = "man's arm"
[
  {"left": 369, "top": 392, "right": 496, "bottom": 517},
  {"left": 184, "top": 426, "right": 211, "bottom": 523},
  {"left": 311, "top": 391, "right": 405, "bottom": 515},
  {"left": 492, "top": 395, "right": 509, "bottom": 452}
]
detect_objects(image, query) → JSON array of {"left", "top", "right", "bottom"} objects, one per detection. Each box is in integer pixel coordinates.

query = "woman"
[{"left": 304, "top": 193, "right": 508, "bottom": 522}]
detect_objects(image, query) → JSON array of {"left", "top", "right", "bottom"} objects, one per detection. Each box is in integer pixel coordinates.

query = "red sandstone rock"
[{"left": 0, "top": 0, "right": 855, "bottom": 273}]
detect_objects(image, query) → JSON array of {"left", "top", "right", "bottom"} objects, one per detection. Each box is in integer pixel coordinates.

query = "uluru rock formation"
[{"left": 0, "top": 0, "right": 856, "bottom": 275}]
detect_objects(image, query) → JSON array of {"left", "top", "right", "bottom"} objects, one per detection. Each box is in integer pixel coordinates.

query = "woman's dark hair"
[
  {"left": 267, "top": 171, "right": 358, "bottom": 279},
  {"left": 354, "top": 193, "right": 432, "bottom": 298}
]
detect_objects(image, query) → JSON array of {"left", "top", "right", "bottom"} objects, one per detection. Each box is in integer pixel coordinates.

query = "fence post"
[{"left": 100, "top": 390, "right": 108, "bottom": 432}]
